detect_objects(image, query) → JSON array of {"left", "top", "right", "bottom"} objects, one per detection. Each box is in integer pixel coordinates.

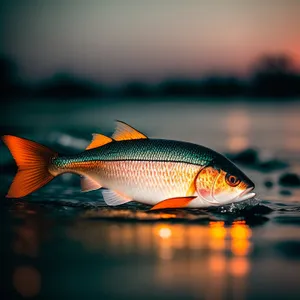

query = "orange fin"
[
  {"left": 2, "top": 135, "right": 58, "bottom": 198},
  {"left": 81, "top": 176, "right": 102, "bottom": 192},
  {"left": 150, "top": 196, "right": 197, "bottom": 211},
  {"left": 112, "top": 120, "right": 148, "bottom": 141},
  {"left": 86, "top": 134, "right": 113, "bottom": 150}
]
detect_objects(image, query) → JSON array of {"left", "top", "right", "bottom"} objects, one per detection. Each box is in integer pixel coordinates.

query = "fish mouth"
[{"left": 237, "top": 186, "right": 256, "bottom": 202}]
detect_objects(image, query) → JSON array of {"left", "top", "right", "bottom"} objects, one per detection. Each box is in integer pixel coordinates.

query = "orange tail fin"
[{"left": 2, "top": 135, "right": 58, "bottom": 198}]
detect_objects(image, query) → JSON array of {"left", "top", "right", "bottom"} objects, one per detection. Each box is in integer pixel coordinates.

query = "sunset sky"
[{"left": 1, "top": 0, "right": 300, "bottom": 83}]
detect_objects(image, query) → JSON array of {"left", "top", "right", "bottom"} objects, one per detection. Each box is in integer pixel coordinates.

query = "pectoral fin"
[
  {"left": 150, "top": 196, "right": 197, "bottom": 211},
  {"left": 81, "top": 176, "right": 102, "bottom": 192},
  {"left": 101, "top": 189, "right": 132, "bottom": 206}
]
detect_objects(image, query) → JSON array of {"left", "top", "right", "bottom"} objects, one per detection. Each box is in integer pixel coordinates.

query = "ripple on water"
[
  {"left": 273, "top": 215, "right": 300, "bottom": 226},
  {"left": 1, "top": 170, "right": 299, "bottom": 226},
  {"left": 3, "top": 192, "right": 277, "bottom": 226}
]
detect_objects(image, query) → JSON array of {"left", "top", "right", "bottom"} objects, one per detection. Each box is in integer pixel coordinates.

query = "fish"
[{"left": 2, "top": 120, "right": 255, "bottom": 210}]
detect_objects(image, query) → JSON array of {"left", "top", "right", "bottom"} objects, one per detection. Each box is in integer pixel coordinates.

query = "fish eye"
[{"left": 225, "top": 174, "right": 241, "bottom": 187}]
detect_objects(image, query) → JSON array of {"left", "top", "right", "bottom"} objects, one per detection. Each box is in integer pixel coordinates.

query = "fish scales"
[
  {"left": 55, "top": 139, "right": 211, "bottom": 204},
  {"left": 56, "top": 139, "right": 215, "bottom": 167},
  {"left": 64, "top": 160, "right": 201, "bottom": 204}
]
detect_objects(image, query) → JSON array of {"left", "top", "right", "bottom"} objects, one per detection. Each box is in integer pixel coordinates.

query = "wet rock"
[
  {"left": 227, "top": 148, "right": 258, "bottom": 165},
  {"left": 264, "top": 180, "right": 274, "bottom": 188},
  {"left": 226, "top": 148, "right": 288, "bottom": 172},
  {"left": 279, "top": 190, "right": 292, "bottom": 196},
  {"left": 279, "top": 173, "right": 300, "bottom": 187},
  {"left": 258, "top": 159, "right": 288, "bottom": 172}
]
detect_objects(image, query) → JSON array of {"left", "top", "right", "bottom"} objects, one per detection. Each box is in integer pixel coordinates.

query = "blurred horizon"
[
  {"left": 1, "top": 53, "right": 300, "bottom": 99},
  {"left": 1, "top": 0, "right": 300, "bottom": 84}
]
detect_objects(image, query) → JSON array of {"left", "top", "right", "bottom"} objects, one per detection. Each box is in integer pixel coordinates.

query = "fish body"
[{"left": 2, "top": 121, "right": 255, "bottom": 210}]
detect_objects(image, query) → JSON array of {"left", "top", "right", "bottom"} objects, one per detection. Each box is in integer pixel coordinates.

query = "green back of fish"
[{"left": 58, "top": 139, "right": 221, "bottom": 167}]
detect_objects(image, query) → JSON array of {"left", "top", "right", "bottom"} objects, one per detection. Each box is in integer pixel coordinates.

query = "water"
[{"left": 1, "top": 98, "right": 300, "bottom": 299}]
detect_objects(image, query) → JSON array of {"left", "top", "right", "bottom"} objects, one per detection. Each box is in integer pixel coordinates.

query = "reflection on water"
[
  {"left": 13, "top": 266, "right": 41, "bottom": 298},
  {"left": 230, "top": 220, "right": 252, "bottom": 256},
  {"left": 13, "top": 217, "right": 39, "bottom": 258},
  {"left": 226, "top": 108, "right": 250, "bottom": 152},
  {"left": 12, "top": 204, "right": 51, "bottom": 258},
  {"left": 284, "top": 110, "right": 300, "bottom": 152},
  {"left": 68, "top": 220, "right": 253, "bottom": 258},
  {"left": 68, "top": 219, "right": 252, "bottom": 300},
  {"left": 6, "top": 192, "right": 300, "bottom": 299},
  {"left": 10, "top": 204, "right": 52, "bottom": 298}
]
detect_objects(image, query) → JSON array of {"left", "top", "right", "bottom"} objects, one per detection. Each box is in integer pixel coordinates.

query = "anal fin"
[
  {"left": 81, "top": 176, "right": 102, "bottom": 192},
  {"left": 150, "top": 196, "right": 197, "bottom": 211},
  {"left": 101, "top": 189, "right": 132, "bottom": 206}
]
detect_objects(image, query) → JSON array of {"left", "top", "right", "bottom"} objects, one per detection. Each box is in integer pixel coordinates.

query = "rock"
[
  {"left": 279, "top": 173, "right": 300, "bottom": 187},
  {"left": 226, "top": 148, "right": 288, "bottom": 172},
  {"left": 264, "top": 180, "right": 274, "bottom": 188},
  {"left": 279, "top": 190, "right": 293, "bottom": 196},
  {"left": 258, "top": 159, "right": 289, "bottom": 172},
  {"left": 226, "top": 148, "right": 258, "bottom": 165}
]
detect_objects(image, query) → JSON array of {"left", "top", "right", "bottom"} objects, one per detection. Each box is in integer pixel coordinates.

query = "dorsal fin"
[
  {"left": 112, "top": 120, "right": 148, "bottom": 141},
  {"left": 85, "top": 134, "right": 113, "bottom": 150}
]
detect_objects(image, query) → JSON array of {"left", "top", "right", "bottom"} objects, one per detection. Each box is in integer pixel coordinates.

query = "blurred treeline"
[{"left": 1, "top": 54, "right": 300, "bottom": 100}]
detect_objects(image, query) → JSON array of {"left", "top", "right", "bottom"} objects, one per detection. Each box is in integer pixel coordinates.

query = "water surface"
[{"left": 1, "top": 99, "right": 300, "bottom": 299}]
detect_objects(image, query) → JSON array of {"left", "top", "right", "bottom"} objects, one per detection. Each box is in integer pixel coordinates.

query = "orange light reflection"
[
  {"left": 68, "top": 218, "right": 252, "bottom": 300},
  {"left": 230, "top": 221, "right": 252, "bottom": 256},
  {"left": 159, "top": 227, "right": 172, "bottom": 239},
  {"left": 229, "top": 257, "right": 250, "bottom": 278}
]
